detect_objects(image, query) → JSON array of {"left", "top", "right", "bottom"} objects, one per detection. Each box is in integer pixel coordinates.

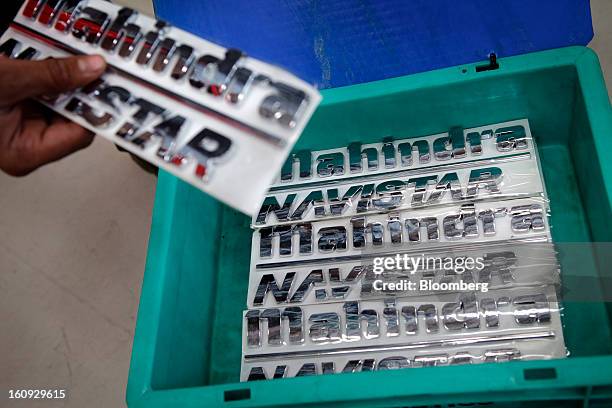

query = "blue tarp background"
[{"left": 153, "top": 0, "right": 593, "bottom": 89}]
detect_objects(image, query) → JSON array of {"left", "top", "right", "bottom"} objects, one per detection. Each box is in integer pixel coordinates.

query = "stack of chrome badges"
[{"left": 241, "top": 119, "right": 566, "bottom": 381}]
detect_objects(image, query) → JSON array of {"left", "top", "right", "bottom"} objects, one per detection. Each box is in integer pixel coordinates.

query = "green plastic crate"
[{"left": 127, "top": 46, "right": 612, "bottom": 407}]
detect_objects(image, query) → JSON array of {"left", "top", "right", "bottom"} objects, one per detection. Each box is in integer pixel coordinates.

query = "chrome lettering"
[
  {"left": 54, "top": 0, "right": 83, "bottom": 33},
  {"left": 117, "top": 23, "right": 143, "bottom": 58},
  {"left": 152, "top": 37, "right": 177, "bottom": 72},
  {"left": 169, "top": 44, "right": 194, "bottom": 80},
  {"left": 135, "top": 21, "right": 168, "bottom": 65},
  {"left": 280, "top": 150, "right": 312, "bottom": 182},
  {"left": 72, "top": 6, "right": 110, "bottom": 44},
  {"left": 101, "top": 7, "right": 137, "bottom": 52},
  {"left": 37, "top": 0, "right": 65, "bottom": 25},
  {"left": 64, "top": 96, "right": 114, "bottom": 127},
  {"left": 259, "top": 81, "right": 308, "bottom": 128},
  {"left": 496, "top": 125, "right": 528, "bottom": 151}
]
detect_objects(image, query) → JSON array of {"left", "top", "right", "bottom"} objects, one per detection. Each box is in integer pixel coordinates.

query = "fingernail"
[{"left": 78, "top": 55, "right": 106, "bottom": 73}]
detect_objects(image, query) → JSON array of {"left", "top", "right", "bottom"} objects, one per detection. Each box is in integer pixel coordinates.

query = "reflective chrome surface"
[
  {"left": 242, "top": 118, "right": 564, "bottom": 382},
  {"left": 256, "top": 155, "right": 544, "bottom": 227},
  {"left": 254, "top": 198, "right": 550, "bottom": 265},
  {"left": 3, "top": 0, "right": 323, "bottom": 215},
  {"left": 242, "top": 345, "right": 534, "bottom": 380},
  {"left": 273, "top": 120, "right": 534, "bottom": 186},
  {"left": 242, "top": 287, "right": 563, "bottom": 357},
  {"left": 248, "top": 244, "right": 559, "bottom": 308}
]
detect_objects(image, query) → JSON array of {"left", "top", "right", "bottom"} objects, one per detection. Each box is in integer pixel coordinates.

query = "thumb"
[{"left": 0, "top": 54, "right": 106, "bottom": 106}]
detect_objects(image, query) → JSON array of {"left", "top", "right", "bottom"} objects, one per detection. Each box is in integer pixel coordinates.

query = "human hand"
[{"left": 0, "top": 55, "right": 106, "bottom": 176}]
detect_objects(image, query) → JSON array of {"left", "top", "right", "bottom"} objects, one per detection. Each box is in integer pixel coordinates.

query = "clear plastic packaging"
[
  {"left": 242, "top": 335, "right": 565, "bottom": 380},
  {"left": 241, "top": 286, "right": 566, "bottom": 380},
  {"left": 242, "top": 286, "right": 563, "bottom": 354},
  {"left": 239, "top": 118, "right": 565, "bottom": 382},
  {"left": 255, "top": 153, "right": 546, "bottom": 227},
  {"left": 252, "top": 197, "right": 551, "bottom": 266},
  {"left": 273, "top": 119, "right": 534, "bottom": 188},
  {"left": 248, "top": 242, "right": 560, "bottom": 308}
]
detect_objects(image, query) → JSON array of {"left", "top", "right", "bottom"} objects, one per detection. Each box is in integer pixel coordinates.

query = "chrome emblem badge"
[{"left": 1, "top": 0, "right": 322, "bottom": 215}]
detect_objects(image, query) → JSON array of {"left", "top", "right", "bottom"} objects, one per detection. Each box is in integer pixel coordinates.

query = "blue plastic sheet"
[{"left": 153, "top": 0, "right": 593, "bottom": 88}]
